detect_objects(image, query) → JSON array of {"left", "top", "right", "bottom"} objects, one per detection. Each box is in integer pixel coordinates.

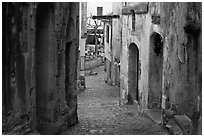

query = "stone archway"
[
  {"left": 65, "top": 18, "right": 78, "bottom": 127},
  {"left": 148, "top": 32, "right": 163, "bottom": 109},
  {"left": 128, "top": 43, "right": 139, "bottom": 104},
  {"left": 36, "top": 3, "right": 55, "bottom": 125},
  {"left": 184, "top": 24, "right": 202, "bottom": 116}
]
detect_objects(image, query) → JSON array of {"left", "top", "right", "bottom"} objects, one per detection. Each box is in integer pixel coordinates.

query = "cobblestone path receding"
[{"left": 61, "top": 66, "right": 167, "bottom": 135}]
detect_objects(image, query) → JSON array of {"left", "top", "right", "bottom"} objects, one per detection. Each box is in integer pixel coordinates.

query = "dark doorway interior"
[
  {"left": 128, "top": 43, "right": 139, "bottom": 103},
  {"left": 148, "top": 32, "right": 163, "bottom": 109},
  {"left": 65, "top": 42, "right": 73, "bottom": 108},
  {"left": 185, "top": 29, "right": 201, "bottom": 115},
  {"left": 65, "top": 18, "right": 78, "bottom": 127}
]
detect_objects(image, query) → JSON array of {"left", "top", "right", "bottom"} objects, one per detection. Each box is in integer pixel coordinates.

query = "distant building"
[
  {"left": 101, "top": 3, "right": 122, "bottom": 86},
  {"left": 103, "top": 18, "right": 112, "bottom": 84},
  {"left": 78, "top": 2, "right": 87, "bottom": 79}
]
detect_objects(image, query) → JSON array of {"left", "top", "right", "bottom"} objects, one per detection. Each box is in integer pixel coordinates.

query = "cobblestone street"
[
  {"left": 3, "top": 2, "right": 201, "bottom": 135},
  {"left": 61, "top": 66, "right": 167, "bottom": 135}
]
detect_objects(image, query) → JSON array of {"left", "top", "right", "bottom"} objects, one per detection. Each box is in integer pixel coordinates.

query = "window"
[
  {"left": 132, "top": 10, "right": 135, "bottom": 31},
  {"left": 106, "top": 25, "right": 109, "bottom": 43},
  {"left": 97, "top": 7, "right": 103, "bottom": 16}
]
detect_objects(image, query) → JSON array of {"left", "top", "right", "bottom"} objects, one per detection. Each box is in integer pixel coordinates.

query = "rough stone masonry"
[{"left": 2, "top": 2, "right": 79, "bottom": 134}]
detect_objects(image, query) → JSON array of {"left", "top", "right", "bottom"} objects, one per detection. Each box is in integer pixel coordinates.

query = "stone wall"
[
  {"left": 120, "top": 3, "right": 152, "bottom": 106},
  {"left": 78, "top": 2, "right": 87, "bottom": 77},
  {"left": 2, "top": 2, "right": 79, "bottom": 134},
  {"left": 104, "top": 3, "right": 122, "bottom": 87},
  {"left": 111, "top": 3, "right": 123, "bottom": 86},
  {"left": 161, "top": 2, "right": 202, "bottom": 116}
]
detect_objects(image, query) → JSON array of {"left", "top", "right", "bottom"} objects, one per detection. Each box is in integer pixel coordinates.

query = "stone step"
[
  {"left": 165, "top": 119, "right": 183, "bottom": 135},
  {"left": 145, "top": 109, "right": 162, "bottom": 125},
  {"left": 173, "top": 115, "right": 192, "bottom": 134}
]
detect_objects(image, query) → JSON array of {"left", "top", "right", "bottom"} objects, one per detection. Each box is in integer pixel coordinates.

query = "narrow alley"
[
  {"left": 2, "top": 2, "right": 202, "bottom": 135},
  {"left": 61, "top": 66, "right": 166, "bottom": 135}
]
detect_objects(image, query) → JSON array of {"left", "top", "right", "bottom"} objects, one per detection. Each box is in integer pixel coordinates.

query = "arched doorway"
[
  {"left": 65, "top": 18, "right": 78, "bottom": 127},
  {"left": 128, "top": 43, "right": 139, "bottom": 104},
  {"left": 148, "top": 32, "right": 163, "bottom": 109},
  {"left": 36, "top": 3, "right": 55, "bottom": 124},
  {"left": 184, "top": 25, "right": 201, "bottom": 115}
]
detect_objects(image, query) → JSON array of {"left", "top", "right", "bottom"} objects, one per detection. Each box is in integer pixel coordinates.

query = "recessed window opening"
[{"left": 132, "top": 10, "right": 135, "bottom": 31}]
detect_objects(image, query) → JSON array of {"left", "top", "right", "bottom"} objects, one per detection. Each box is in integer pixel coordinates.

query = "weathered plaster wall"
[
  {"left": 161, "top": 2, "right": 202, "bottom": 117},
  {"left": 111, "top": 3, "right": 123, "bottom": 86},
  {"left": 3, "top": 2, "right": 79, "bottom": 134},
  {"left": 78, "top": 2, "right": 87, "bottom": 77},
  {"left": 120, "top": 15, "right": 130, "bottom": 104},
  {"left": 59, "top": 2, "right": 79, "bottom": 131},
  {"left": 120, "top": 2, "right": 202, "bottom": 117},
  {"left": 120, "top": 3, "right": 152, "bottom": 106}
]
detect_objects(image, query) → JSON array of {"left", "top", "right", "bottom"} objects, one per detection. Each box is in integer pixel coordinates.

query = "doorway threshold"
[{"left": 146, "top": 109, "right": 162, "bottom": 125}]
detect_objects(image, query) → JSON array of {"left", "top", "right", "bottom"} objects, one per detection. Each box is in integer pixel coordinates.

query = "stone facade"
[
  {"left": 2, "top": 2, "right": 79, "bottom": 134},
  {"left": 111, "top": 3, "right": 123, "bottom": 87},
  {"left": 77, "top": 2, "right": 87, "bottom": 90},
  {"left": 119, "top": 2, "right": 201, "bottom": 124},
  {"left": 103, "top": 3, "right": 122, "bottom": 86},
  {"left": 104, "top": 21, "right": 112, "bottom": 84},
  {"left": 78, "top": 2, "right": 87, "bottom": 76},
  {"left": 120, "top": 2, "right": 150, "bottom": 106}
]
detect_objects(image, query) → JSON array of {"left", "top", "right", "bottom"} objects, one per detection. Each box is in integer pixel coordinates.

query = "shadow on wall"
[{"left": 148, "top": 32, "right": 163, "bottom": 109}]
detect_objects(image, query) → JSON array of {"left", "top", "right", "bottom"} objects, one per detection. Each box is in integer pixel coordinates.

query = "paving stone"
[
  {"left": 89, "top": 129, "right": 98, "bottom": 134},
  {"left": 61, "top": 66, "right": 167, "bottom": 135},
  {"left": 99, "top": 129, "right": 103, "bottom": 134}
]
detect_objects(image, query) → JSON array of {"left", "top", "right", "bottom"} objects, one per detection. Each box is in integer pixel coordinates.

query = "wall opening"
[
  {"left": 36, "top": 3, "right": 55, "bottom": 124},
  {"left": 148, "top": 32, "right": 163, "bottom": 109},
  {"left": 184, "top": 24, "right": 201, "bottom": 125},
  {"left": 97, "top": 7, "right": 103, "bottom": 16},
  {"left": 131, "top": 10, "right": 135, "bottom": 31},
  {"left": 65, "top": 18, "right": 78, "bottom": 127},
  {"left": 106, "top": 25, "right": 109, "bottom": 43},
  {"left": 128, "top": 43, "right": 139, "bottom": 104}
]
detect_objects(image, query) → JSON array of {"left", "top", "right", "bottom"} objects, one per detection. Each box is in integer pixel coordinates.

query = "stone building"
[
  {"left": 77, "top": 2, "right": 87, "bottom": 89},
  {"left": 118, "top": 2, "right": 201, "bottom": 133},
  {"left": 2, "top": 2, "right": 79, "bottom": 134},
  {"left": 78, "top": 2, "right": 87, "bottom": 75},
  {"left": 98, "top": 5, "right": 121, "bottom": 86},
  {"left": 111, "top": 3, "right": 123, "bottom": 87},
  {"left": 103, "top": 18, "right": 113, "bottom": 84}
]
